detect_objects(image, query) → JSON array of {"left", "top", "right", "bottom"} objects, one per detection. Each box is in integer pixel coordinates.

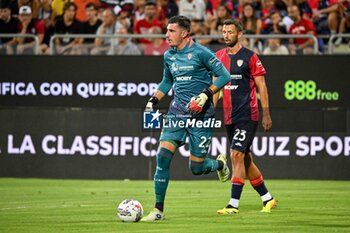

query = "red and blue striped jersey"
[{"left": 216, "top": 47, "right": 266, "bottom": 125}]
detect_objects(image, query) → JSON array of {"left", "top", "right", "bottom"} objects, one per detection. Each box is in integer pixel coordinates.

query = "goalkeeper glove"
[
  {"left": 187, "top": 88, "right": 213, "bottom": 114},
  {"left": 145, "top": 96, "right": 159, "bottom": 112}
]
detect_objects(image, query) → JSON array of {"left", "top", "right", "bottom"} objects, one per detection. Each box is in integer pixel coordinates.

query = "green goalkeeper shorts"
[{"left": 159, "top": 115, "right": 213, "bottom": 158}]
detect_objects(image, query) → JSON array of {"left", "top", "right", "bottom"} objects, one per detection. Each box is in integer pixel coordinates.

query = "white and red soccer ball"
[{"left": 117, "top": 199, "right": 143, "bottom": 222}]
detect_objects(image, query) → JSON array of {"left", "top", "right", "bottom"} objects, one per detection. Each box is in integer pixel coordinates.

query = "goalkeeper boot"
[
  {"left": 141, "top": 208, "right": 164, "bottom": 222},
  {"left": 216, "top": 154, "right": 230, "bottom": 182},
  {"left": 261, "top": 198, "right": 277, "bottom": 213},
  {"left": 217, "top": 205, "right": 239, "bottom": 214}
]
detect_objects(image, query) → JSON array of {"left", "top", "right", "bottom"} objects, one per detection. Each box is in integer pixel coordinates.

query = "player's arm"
[
  {"left": 188, "top": 54, "right": 230, "bottom": 113},
  {"left": 145, "top": 89, "right": 166, "bottom": 112},
  {"left": 209, "top": 59, "right": 231, "bottom": 93},
  {"left": 255, "top": 76, "right": 272, "bottom": 132},
  {"left": 211, "top": 76, "right": 225, "bottom": 110},
  {"left": 212, "top": 77, "right": 219, "bottom": 109},
  {"left": 145, "top": 59, "right": 173, "bottom": 112}
]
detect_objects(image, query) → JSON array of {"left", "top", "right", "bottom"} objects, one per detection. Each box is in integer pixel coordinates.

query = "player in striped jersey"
[{"left": 215, "top": 19, "right": 276, "bottom": 214}]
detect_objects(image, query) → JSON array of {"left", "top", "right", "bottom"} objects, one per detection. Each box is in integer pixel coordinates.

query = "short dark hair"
[
  {"left": 85, "top": 2, "right": 98, "bottom": 10},
  {"left": 0, "top": 0, "right": 11, "bottom": 9},
  {"left": 145, "top": 0, "right": 156, "bottom": 6},
  {"left": 223, "top": 19, "right": 243, "bottom": 32},
  {"left": 63, "top": 1, "right": 77, "bottom": 12},
  {"left": 168, "top": 15, "right": 191, "bottom": 32}
]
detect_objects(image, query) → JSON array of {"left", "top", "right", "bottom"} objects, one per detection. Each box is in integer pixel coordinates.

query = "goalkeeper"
[{"left": 141, "top": 15, "right": 230, "bottom": 221}]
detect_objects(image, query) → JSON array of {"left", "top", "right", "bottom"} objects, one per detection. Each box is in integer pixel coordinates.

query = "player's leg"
[
  {"left": 217, "top": 149, "right": 245, "bottom": 214},
  {"left": 141, "top": 140, "right": 176, "bottom": 221},
  {"left": 154, "top": 141, "right": 176, "bottom": 212},
  {"left": 246, "top": 152, "right": 276, "bottom": 213},
  {"left": 187, "top": 127, "right": 228, "bottom": 177},
  {"left": 142, "top": 124, "right": 186, "bottom": 222},
  {"left": 217, "top": 122, "right": 254, "bottom": 214}
]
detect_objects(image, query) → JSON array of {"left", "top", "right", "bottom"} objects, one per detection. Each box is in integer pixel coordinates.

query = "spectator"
[
  {"left": 209, "top": 4, "right": 231, "bottom": 37},
  {"left": 110, "top": 25, "right": 141, "bottom": 55},
  {"left": 241, "top": 3, "right": 263, "bottom": 51},
  {"left": 263, "top": 36, "right": 290, "bottom": 54},
  {"left": 295, "top": 0, "right": 313, "bottom": 19},
  {"left": 83, "top": 3, "right": 101, "bottom": 40},
  {"left": 312, "top": 1, "right": 339, "bottom": 40},
  {"left": 38, "top": 0, "right": 54, "bottom": 28},
  {"left": 242, "top": 3, "right": 263, "bottom": 35},
  {"left": 18, "top": 0, "right": 40, "bottom": 18},
  {"left": 133, "top": 0, "right": 162, "bottom": 44},
  {"left": 143, "top": 26, "right": 169, "bottom": 55},
  {"left": 274, "top": 0, "right": 288, "bottom": 16},
  {"left": 71, "top": 0, "right": 100, "bottom": 22},
  {"left": 288, "top": 4, "right": 317, "bottom": 54},
  {"left": 0, "top": 2, "right": 19, "bottom": 54},
  {"left": 308, "top": 0, "right": 319, "bottom": 13},
  {"left": 2, "top": 0, "right": 19, "bottom": 15},
  {"left": 91, "top": 8, "right": 116, "bottom": 55},
  {"left": 312, "top": 0, "right": 339, "bottom": 35},
  {"left": 234, "top": 0, "right": 254, "bottom": 19},
  {"left": 16, "top": 5, "right": 48, "bottom": 54},
  {"left": 264, "top": 10, "right": 288, "bottom": 34},
  {"left": 134, "top": 0, "right": 146, "bottom": 22},
  {"left": 240, "top": 37, "right": 261, "bottom": 53},
  {"left": 178, "top": 0, "right": 206, "bottom": 20},
  {"left": 190, "top": 18, "right": 211, "bottom": 45},
  {"left": 81, "top": 2, "right": 101, "bottom": 52},
  {"left": 157, "top": 0, "right": 176, "bottom": 28},
  {"left": 206, "top": 0, "right": 233, "bottom": 18},
  {"left": 261, "top": 0, "right": 276, "bottom": 20},
  {"left": 51, "top": 0, "right": 68, "bottom": 17},
  {"left": 99, "top": 0, "right": 119, "bottom": 9},
  {"left": 114, "top": 4, "right": 132, "bottom": 33},
  {"left": 54, "top": 1, "right": 83, "bottom": 54},
  {"left": 165, "top": 0, "right": 178, "bottom": 20},
  {"left": 38, "top": 0, "right": 55, "bottom": 46},
  {"left": 335, "top": 0, "right": 350, "bottom": 44}
]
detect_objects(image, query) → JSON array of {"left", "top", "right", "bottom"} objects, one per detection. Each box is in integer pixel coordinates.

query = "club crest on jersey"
[
  {"left": 256, "top": 60, "right": 262, "bottom": 67},
  {"left": 187, "top": 53, "right": 192, "bottom": 60},
  {"left": 237, "top": 59, "right": 243, "bottom": 67},
  {"left": 170, "top": 62, "right": 179, "bottom": 73}
]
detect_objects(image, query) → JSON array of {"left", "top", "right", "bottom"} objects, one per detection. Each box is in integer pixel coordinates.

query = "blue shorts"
[
  {"left": 226, "top": 120, "right": 258, "bottom": 153},
  {"left": 159, "top": 115, "right": 213, "bottom": 158}
]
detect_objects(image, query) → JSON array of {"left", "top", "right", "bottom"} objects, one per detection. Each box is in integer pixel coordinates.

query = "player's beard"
[{"left": 226, "top": 35, "right": 238, "bottom": 48}]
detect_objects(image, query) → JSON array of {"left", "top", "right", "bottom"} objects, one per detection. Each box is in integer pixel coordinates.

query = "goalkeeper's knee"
[
  {"left": 189, "top": 160, "right": 204, "bottom": 175},
  {"left": 155, "top": 148, "right": 173, "bottom": 172}
]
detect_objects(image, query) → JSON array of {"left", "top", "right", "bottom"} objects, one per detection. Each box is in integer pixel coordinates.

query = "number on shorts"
[
  {"left": 199, "top": 136, "right": 212, "bottom": 149},
  {"left": 233, "top": 129, "right": 246, "bottom": 142}
]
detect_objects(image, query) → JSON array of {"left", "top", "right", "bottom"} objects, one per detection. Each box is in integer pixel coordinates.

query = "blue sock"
[
  {"left": 250, "top": 175, "right": 268, "bottom": 196},
  {"left": 228, "top": 178, "right": 245, "bottom": 209},
  {"left": 250, "top": 175, "right": 272, "bottom": 204},
  {"left": 231, "top": 183, "right": 244, "bottom": 199},
  {"left": 254, "top": 183, "right": 268, "bottom": 196}
]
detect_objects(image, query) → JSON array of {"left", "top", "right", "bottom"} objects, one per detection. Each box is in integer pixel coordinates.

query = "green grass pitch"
[{"left": 1, "top": 178, "right": 350, "bottom": 233}]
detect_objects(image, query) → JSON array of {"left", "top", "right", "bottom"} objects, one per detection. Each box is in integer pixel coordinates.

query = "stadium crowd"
[{"left": 0, "top": 0, "right": 349, "bottom": 55}]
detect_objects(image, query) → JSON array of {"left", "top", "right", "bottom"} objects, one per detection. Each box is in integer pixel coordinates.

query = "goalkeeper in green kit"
[{"left": 141, "top": 16, "right": 231, "bottom": 221}]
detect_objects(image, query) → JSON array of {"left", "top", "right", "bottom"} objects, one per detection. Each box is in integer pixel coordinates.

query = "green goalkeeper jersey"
[{"left": 161, "top": 40, "right": 228, "bottom": 116}]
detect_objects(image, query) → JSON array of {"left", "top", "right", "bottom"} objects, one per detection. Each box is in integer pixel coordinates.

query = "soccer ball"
[{"left": 117, "top": 199, "right": 143, "bottom": 222}]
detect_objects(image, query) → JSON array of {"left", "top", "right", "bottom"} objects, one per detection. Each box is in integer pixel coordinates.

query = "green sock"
[
  {"left": 154, "top": 148, "right": 173, "bottom": 205},
  {"left": 189, "top": 158, "right": 219, "bottom": 175}
]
